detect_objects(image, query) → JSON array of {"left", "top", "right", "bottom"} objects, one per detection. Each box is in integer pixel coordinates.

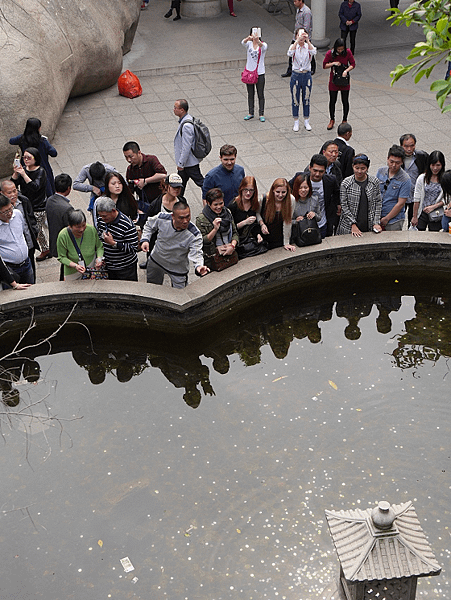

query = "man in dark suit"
[
  {"left": 399, "top": 133, "right": 429, "bottom": 226},
  {"left": 320, "top": 140, "right": 343, "bottom": 186},
  {"left": 1, "top": 180, "right": 39, "bottom": 276},
  {"left": 290, "top": 154, "right": 340, "bottom": 237},
  {"left": 45, "top": 174, "right": 74, "bottom": 273},
  {"left": 334, "top": 122, "right": 355, "bottom": 178}
]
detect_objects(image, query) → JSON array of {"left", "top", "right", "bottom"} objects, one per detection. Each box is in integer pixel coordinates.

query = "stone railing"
[{"left": 1, "top": 232, "right": 450, "bottom": 332}]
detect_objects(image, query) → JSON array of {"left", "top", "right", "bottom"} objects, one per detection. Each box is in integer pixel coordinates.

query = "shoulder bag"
[
  {"left": 332, "top": 64, "right": 350, "bottom": 87},
  {"left": 241, "top": 47, "right": 261, "bottom": 85},
  {"left": 290, "top": 212, "right": 322, "bottom": 247},
  {"left": 67, "top": 228, "right": 108, "bottom": 280},
  {"left": 237, "top": 223, "right": 268, "bottom": 258}
]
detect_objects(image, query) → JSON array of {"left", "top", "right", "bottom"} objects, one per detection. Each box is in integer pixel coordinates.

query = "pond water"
[{"left": 0, "top": 285, "right": 450, "bottom": 600}]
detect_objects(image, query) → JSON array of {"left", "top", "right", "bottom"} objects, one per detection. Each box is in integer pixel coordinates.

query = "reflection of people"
[
  {"left": 336, "top": 298, "right": 372, "bottom": 340},
  {"left": 196, "top": 188, "right": 239, "bottom": 269},
  {"left": 149, "top": 353, "right": 214, "bottom": 409},
  {"left": 242, "top": 29, "right": 267, "bottom": 122},
  {"left": 337, "top": 154, "right": 382, "bottom": 236},
  {"left": 374, "top": 296, "right": 401, "bottom": 334},
  {"left": 142, "top": 201, "right": 209, "bottom": 287},
  {"left": 57, "top": 210, "right": 104, "bottom": 280}
]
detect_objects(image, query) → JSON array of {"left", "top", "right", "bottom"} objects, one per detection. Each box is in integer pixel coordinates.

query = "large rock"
[{"left": 0, "top": 0, "right": 141, "bottom": 177}]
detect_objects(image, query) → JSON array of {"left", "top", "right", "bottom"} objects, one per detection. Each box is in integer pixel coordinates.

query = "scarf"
[{"left": 202, "top": 204, "right": 233, "bottom": 244}]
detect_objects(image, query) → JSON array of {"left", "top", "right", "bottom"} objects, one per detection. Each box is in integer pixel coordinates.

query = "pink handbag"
[{"left": 241, "top": 47, "right": 261, "bottom": 84}]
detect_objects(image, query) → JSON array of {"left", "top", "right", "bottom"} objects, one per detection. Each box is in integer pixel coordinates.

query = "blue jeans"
[
  {"left": 290, "top": 71, "right": 312, "bottom": 119},
  {"left": 442, "top": 215, "right": 451, "bottom": 232}
]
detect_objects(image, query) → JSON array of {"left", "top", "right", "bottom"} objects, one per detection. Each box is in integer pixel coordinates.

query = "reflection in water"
[
  {"left": 66, "top": 295, "right": 451, "bottom": 400},
  {"left": 0, "top": 288, "right": 450, "bottom": 600},
  {"left": 4, "top": 294, "right": 451, "bottom": 408},
  {"left": 392, "top": 296, "right": 451, "bottom": 370}
]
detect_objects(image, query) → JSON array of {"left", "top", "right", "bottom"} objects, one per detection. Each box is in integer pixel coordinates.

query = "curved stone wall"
[
  {"left": 0, "top": 0, "right": 141, "bottom": 176},
  {"left": 2, "top": 233, "right": 451, "bottom": 333}
]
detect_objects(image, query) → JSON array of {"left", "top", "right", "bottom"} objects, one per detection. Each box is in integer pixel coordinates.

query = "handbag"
[
  {"left": 241, "top": 47, "right": 261, "bottom": 84},
  {"left": 291, "top": 218, "right": 322, "bottom": 247},
  {"left": 332, "top": 64, "right": 349, "bottom": 87},
  {"left": 67, "top": 227, "right": 108, "bottom": 280},
  {"left": 207, "top": 248, "right": 239, "bottom": 272},
  {"left": 428, "top": 206, "right": 444, "bottom": 222},
  {"left": 237, "top": 224, "right": 268, "bottom": 258}
]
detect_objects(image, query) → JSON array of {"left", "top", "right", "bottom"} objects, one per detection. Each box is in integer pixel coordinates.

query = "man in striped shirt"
[{"left": 95, "top": 197, "right": 139, "bottom": 281}]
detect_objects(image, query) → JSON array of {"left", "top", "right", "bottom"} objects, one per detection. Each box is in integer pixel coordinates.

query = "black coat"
[
  {"left": 45, "top": 194, "right": 74, "bottom": 257},
  {"left": 404, "top": 150, "right": 429, "bottom": 176},
  {"left": 334, "top": 138, "right": 355, "bottom": 178}
]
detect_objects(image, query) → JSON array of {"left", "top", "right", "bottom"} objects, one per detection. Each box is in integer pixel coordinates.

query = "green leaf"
[
  {"left": 430, "top": 79, "right": 449, "bottom": 91},
  {"left": 436, "top": 16, "right": 449, "bottom": 33}
]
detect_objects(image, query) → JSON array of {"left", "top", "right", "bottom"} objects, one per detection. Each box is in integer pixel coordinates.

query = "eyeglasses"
[
  {"left": 383, "top": 179, "right": 391, "bottom": 192},
  {"left": 243, "top": 189, "right": 255, "bottom": 194},
  {"left": 354, "top": 154, "right": 369, "bottom": 161},
  {"left": 0, "top": 207, "right": 13, "bottom": 215}
]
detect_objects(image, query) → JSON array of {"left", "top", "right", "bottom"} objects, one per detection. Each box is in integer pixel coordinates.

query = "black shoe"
[
  {"left": 281, "top": 71, "right": 291, "bottom": 78},
  {"left": 164, "top": 9, "right": 172, "bottom": 17},
  {"left": 139, "top": 261, "right": 148, "bottom": 269},
  {"left": 173, "top": 14, "right": 181, "bottom": 20}
]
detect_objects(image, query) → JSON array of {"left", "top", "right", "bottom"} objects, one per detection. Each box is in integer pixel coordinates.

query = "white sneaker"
[
  {"left": 293, "top": 120, "right": 300, "bottom": 132},
  {"left": 304, "top": 120, "right": 312, "bottom": 131}
]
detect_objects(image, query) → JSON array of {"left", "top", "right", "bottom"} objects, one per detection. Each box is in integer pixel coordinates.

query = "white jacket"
[{"left": 413, "top": 173, "right": 444, "bottom": 214}]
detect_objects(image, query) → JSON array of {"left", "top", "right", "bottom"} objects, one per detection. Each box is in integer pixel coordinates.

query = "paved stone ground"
[{"left": 33, "top": 0, "right": 451, "bottom": 283}]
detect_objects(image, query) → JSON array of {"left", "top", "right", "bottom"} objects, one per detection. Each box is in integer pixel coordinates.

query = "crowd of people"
[{"left": 1, "top": 99, "right": 450, "bottom": 292}]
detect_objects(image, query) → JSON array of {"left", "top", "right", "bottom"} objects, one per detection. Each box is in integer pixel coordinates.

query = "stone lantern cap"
[{"left": 325, "top": 501, "right": 441, "bottom": 582}]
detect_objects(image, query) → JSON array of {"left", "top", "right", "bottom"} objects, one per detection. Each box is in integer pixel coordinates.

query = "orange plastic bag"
[{"left": 117, "top": 70, "right": 142, "bottom": 99}]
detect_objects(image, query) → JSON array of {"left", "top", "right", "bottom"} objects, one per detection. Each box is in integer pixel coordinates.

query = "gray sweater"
[{"left": 142, "top": 212, "right": 204, "bottom": 274}]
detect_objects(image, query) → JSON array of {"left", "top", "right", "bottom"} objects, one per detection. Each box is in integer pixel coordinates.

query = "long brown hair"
[
  {"left": 234, "top": 176, "right": 259, "bottom": 211},
  {"left": 292, "top": 173, "right": 312, "bottom": 201},
  {"left": 105, "top": 171, "right": 138, "bottom": 211},
  {"left": 265, "top": 178, "right": 291, "bottom": 224}
]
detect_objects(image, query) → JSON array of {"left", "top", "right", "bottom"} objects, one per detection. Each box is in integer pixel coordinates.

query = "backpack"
[{"left": 181, "top": 117, "right": 212, "bottom": 160}]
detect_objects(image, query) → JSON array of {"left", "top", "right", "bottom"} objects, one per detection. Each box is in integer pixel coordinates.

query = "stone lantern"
[{"left": 325, "top": 501, "right": 441, "bottom": 600}]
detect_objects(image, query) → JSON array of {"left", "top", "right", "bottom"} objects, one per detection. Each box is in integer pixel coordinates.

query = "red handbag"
[{"left": 241, "top": 47, "right": 261, "bottom": 84}]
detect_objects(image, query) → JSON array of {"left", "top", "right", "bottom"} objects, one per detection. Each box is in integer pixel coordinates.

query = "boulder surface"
[{"left": 0, "top": 0, "right": 141, "bottom": 176}]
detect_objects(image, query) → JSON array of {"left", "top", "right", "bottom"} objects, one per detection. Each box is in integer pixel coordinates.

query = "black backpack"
[{"left": 181, "top": 117, "right": 212, "bottom": 160}]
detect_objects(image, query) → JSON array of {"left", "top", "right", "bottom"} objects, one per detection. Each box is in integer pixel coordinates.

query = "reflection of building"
[{"left": 325, "top": 501, "right": 441, "bottom": 600}]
